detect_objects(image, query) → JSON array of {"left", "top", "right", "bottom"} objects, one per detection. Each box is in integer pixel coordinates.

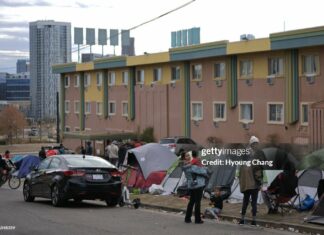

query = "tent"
[
  {"left": 299, "top": 148, "right": 324, "bottom": 170},
  {"left": 161, "top": 164, "right": 187, "bottom": 195},
  {"left": 123, "top": 143, "right": 178, "bottom": 189},
  {"left": 15, "top": 155, "right": 40, "bottom": 178},
  {"left": 306, "top": 195, "right": 324, "bottom": 225},
  {"left": 261, "top": 147, "right": 299, "bottom": 170}
]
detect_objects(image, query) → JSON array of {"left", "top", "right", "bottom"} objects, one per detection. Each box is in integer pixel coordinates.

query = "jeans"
[
  {"left": 241, "top": 188, "right": 259, "bottom": 216},
  {"left": 185, "top": 187, "right": 204, "bottom": 222},
  {"left": 204, "top": 207, "right": 221, "bottom": 218}
]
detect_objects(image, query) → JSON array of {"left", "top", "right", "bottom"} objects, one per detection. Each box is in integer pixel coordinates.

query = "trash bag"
[
  {"left": 148, "top": 184, "right": 164, "bottom": 195},
  {"left": 298, "top": 194, "right": 315, "bottom": 211}
]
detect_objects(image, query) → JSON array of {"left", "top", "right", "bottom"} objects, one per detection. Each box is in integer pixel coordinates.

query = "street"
[{"left": 0, "top": 186, "right": 297, "bottom": 235}]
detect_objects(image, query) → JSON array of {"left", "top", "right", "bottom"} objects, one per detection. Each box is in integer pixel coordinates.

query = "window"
[
  {"left": 122, "top": 101, "right": 128, "bottom": 117},
  {"left": 64, "top": 76, "right": 70, "bottom": 88},
  {"left": 213, "top": 102, "right": 226, "bottom": 121},
  {"left": 268, "top": 103, "right": 284, "bottom": 124},
  {"left": 74, "top": 75, "right": 80, "bottom": 87},
  {"left": 191, "top": 102, "right": 203, "bottom": 120},
  {"left": 191, "top": 64, "right": 202, "bottom": 80},
  {"left": 109, "top": 101, "right": 116, "bottom": 115},
  {"left": 153, "top": 68, "right": 162, "bottom": 82},
  {"left": 301, "top": 103, "right": 309, "bottom": 125},
  {"left": 122, "top": 71, "right": 129, "bottom": 85},
  {"left": 85, "top": 102, "right": 91, "bottom": 114},
  {"left": 268, "top": 58, "right": 284, "bottom": 76},
  {"left": 84, "top": 73, "right": 91, "bottom": 87},
  {"left": 96, "top": 72, "right": 103, "bottom": 87},
  {"left": 302, "top": 55, "right": 319, "bottom": 75},
  {"left": 171, "top": 66, "right": 181, "bottom": 81},
  {"left": 38, "top": 158, "right": 52, "bottom": 170},
  {"left": 240, "top": 60, "right": 253, "bottom": 78},
  {"left": 65, "top": 126, "right": 71, "bottom": 132},
  {"left": 214, "top": 62, "right": 225, "bottom": 79},
  {"left": 74, "top": 127, "right": 80, "bottom": 132},
  {"left": 96, "top": 102, "right": 102, "bottom": 115},
  {"left": 108, "top": 71, "right": 116, "bottom": 86},
  {"left": 239, "top": 103, "right": 253, "bottom": 122},
  {"left": 64, "top": 100, "right": 70, "bottom": 113},
  {"left": 136, "top": 70, "right": 144, "bottom": 84},
  {"left": 49, "top": 158, "right": 61, "bottom": 169},
  {"left": 74, "top": 101, "right": 80, "bottom": 114}
]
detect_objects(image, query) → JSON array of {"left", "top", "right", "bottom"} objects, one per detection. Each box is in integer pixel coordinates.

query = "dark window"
[
  {"left": 48, "top": 158, "right": 61, "bottom": 169},
  {"left": 65, "top": 156, "right": 115, "bottom": 168},
  {"left": 160, "top": 139, "right": 175, "bottom": 144},
  {"left": 177, "top": 139, "right": 186, "bottom": 144},
  {"left": 38, "top": 158, "right": 52, "bottom": 170}
]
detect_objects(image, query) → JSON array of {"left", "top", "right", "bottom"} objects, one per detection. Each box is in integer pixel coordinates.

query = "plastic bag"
[{"left": 148, "top": 184, "right": 164, "bottom": 195}]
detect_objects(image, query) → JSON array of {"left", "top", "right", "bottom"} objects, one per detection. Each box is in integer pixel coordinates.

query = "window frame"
[
  {"left": 96, "top": 72, "right": 103, "bottom": 87},
  {"left": 191, "top": 64, "right": 202, "bottom": 81},
  {"left": 108, "top": 101, "right": 116, "bottom": 116},
  {"left": 239, "top": 60, "right": 253, "bottom": 78},
  {"left": 85, "top": 101, "right": 91, "bottom": 115},
  {"left": 136, "top": 69, "right": 145, "bottom": 84},
  {"left": 153, "top": 67, "right": 162, "bottom": 82},
  {"left": 122, "top": 71, "right": 129, "bottom": 85},
  {"left": 171, "top": 66, "right": 181, "bottom": 81},
  {"left": 74, "top": 100, "right": 80, "bottom": 114},
  {"left": 191, "top": 101, "right": 203, "bottom": 121},
  {"left": 74, "top": 74, "right": 80, "bottom": 87},
  {"left": 213, "top": 101, "right": 227, "bottom": 122},
  {"left": 267, "top": 102, "right": 284, "bottom": 125},
  {"left": 268, "top": 57, "right": 284, "bottom": 77},
  {"left": 213, "top": 61, "right": 226, "bottom": 79},
  {"left": 302, "top": 54, "right": 320, "bottom": 76},
  {"left": 96, "top": 102, "right": 103, "bottom": 115},
  {"left": 64, "top": 76, "right": 70, "bottom": 88},
  {"left": 108, "top": 71, "right": 116, "bottom": 86},
  {"left": 300, "top": 102, "right": 310, "bottom": 126},
  {"left": 64, "top": 100, "right": 70, "bottom": 114},
  {"left": 239, "top": 102, "right": 254, "bottom": 123},
  {"left": 84, "top": 73, "right": 91, "bottom": 87},
  {"left": 121, "top": 101, "right": 128, "bottom": 117}
]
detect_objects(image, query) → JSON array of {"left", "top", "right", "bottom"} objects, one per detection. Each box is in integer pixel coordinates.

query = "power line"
[{"left": 71, "top": 0, "right": 196, "bottom": 54}]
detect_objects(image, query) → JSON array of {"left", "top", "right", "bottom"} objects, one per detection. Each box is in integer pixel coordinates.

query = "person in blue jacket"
[{"left": 182, "top": 152, "right": 208, "bottom": 224}]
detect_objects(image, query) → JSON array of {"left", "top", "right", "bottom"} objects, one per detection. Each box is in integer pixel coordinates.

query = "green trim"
[
  {"left": 103, "top": 71, "right": 108, "bottom": 118},
  {"left": 128, "top": 67, "right": 136, "bottom": 120},
  {"left": 80, "top": 72, "right": 85, "bottom": 130},
  {"left": 228, "top": 56, "right": 238, "bottom": 108},
  {"left": 184, "top": 62, "right": 191, "bottom": 137},
  {"left": 52, "top": 63, "right": 77, "bottom": 73},
  {"left": 270, "top": 26, "right": 324, "bottom": 40},
  {"left": 60, "top": 75, "right": 65, "bottom": 139},
  {"left": 291, "top": 49, "right": 299, "bottom": 123}
]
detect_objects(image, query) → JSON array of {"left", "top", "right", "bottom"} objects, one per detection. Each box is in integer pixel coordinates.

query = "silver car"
[{"left": 159, "top": 137, "right": 203, "bottom": 155}]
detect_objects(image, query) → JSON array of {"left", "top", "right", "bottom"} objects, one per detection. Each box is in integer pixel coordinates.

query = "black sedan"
[{"left": 23, "top": 154, "right": 122, "bottom": 207}]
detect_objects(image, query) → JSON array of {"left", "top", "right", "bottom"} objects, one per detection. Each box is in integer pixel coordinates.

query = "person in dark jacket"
[
  {"left": 203, "top": 187, "right": 226, "bottom": 220},
  {"left": 239, "top": 136, "right": 265, "bottom": 226},
  {"left": 183, "top": 153, "right": 208, "bottom": 224},
  {"left": 262, "top": 162, "right": 298, "bottom": 214},
  {"left": 38, "top": 147, "right": 46, "bottom": 160}
]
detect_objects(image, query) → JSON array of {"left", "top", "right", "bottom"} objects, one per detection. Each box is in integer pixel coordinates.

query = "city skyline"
[{"left": 2, "top": 0, "right": 324, "bottom": 73}]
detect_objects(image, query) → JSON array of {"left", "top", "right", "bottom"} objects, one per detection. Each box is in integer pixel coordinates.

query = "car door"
[
  {"left": 41, "top": 157, "right": 62, "bottom": 198},
  {"left": 30, "top": 158, "right": 52, "bottom": 196}
]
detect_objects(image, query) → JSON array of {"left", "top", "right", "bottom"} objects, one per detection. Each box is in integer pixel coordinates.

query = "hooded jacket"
[{"left": 182, "top": 164, "right": 208, "bottom": 190}]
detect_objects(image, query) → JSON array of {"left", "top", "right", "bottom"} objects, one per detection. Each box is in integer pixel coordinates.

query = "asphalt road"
[{"left": 0, "top": 186, "right": 296, "bottom": 235}]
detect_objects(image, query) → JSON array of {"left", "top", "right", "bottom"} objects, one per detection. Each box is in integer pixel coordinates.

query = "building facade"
[
  {"left": 30, "top": 20, "right": 71, "bottom": 120},
  {"left": 53, "top": 26, "right": 324, "bottom": 152},
  {"left": 16, "top": 59, "right": 30, "bottom": 73}
]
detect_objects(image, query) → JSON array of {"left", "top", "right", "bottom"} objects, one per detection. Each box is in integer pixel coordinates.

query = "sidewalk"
[{"left": 130, "top": 193, "right": 324, "bottom": 234}]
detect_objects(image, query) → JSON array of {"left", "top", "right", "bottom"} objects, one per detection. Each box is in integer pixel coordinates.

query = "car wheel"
[
  {"left": 106, "top": 197, "right": 120, "bottom": 207},
  {"left": 51, "top": 184, "right": 65, "bottom": 207},
  {"left": 23, "top": 182, "right": 35, "bottom": 202}
]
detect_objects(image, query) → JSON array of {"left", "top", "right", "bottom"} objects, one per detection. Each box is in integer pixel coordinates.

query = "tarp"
[
  {"left": 299, "top": 148, "right": 324, "bottom": 170},
  {"left": 125, "top": 143, "right": 177, "bottom": 180},
  {"left": 16, "top": 155, "right": 40, "bottom": 178}
]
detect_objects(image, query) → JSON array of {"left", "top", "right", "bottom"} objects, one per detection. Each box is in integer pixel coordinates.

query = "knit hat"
[{"left": 249, "top": 136, "right": 259, "bottom": 145}]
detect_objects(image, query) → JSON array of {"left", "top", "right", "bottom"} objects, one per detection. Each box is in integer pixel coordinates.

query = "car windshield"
[
  {"left": 160, "top": 139, "right": 175, "bottom": 144},
  {"left": 64, "top": 156, "right": 115, "bottom": 168}
]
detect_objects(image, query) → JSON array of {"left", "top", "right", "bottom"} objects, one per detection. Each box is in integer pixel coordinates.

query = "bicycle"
[{"left": 0, "top": 167, "right": 21, "bottom": 189}]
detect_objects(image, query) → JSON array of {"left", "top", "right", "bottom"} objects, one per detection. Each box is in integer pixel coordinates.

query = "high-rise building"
[
  {"left": 16, "top": 59, "right": 30, "bottom": 73},
  {"left": 29, "top": 20, "right": 71, "bottom": 120}
]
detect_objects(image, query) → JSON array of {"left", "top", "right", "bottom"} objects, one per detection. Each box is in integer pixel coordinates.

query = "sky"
[{"left": 1, "top": 0, "right": 324, "bottom": 73}]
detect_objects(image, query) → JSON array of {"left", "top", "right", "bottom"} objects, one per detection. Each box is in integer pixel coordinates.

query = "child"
[{"left": 204, "top": 187, "right": 225, "bottom": 220}]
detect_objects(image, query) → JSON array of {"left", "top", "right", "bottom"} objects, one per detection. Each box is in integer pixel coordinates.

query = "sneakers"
[
  {"left": 251, "top": 221, "right": 257, "bottom": 226},
  {"left": 239, "top": 219, "right": 245, "bottom": 225}
]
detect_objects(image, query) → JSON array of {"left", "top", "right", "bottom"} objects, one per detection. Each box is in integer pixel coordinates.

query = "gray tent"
[{"left": 124, "top": 143, "right": 178, "bottom": 179}]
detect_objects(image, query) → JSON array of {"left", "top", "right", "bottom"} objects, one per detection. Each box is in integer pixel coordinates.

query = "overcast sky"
[{"left": 1, "top": 0, "right": 324, "bottom": 73}]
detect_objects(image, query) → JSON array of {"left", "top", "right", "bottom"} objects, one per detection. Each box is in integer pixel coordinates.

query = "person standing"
[
  {"left": 38, "top": 147, "right": 46, "bottom": 160},
  {"left": 183, "top": 153, "right": 208, "bottom": 224},
  {"left": 3, "top": 150, "right": 10, "bottom": 159},
  {"left": 85, "top": 141, "right": 93, "bottom": 155},
  {"left": 106, "top": 140, "right": 119, "bottom": 166},
  {"left": 239, "top": 136, "right": 264, "bottom": 226}
]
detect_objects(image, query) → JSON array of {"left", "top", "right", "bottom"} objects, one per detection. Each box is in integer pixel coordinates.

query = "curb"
[{"left": 140, "top": 203, "right": 324, "bottom": 234}]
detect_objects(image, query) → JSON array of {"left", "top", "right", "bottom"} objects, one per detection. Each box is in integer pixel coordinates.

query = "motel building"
[{"left": 53, "top": 25, "right": 324, "bottom": 155}]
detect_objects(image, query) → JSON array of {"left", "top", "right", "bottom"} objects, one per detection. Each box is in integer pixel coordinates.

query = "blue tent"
[{"left": 16, "top": 155, "right": 40, "bottom": 178}]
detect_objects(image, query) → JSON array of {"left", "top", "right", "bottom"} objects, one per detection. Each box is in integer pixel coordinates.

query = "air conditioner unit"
[
  {"left": 170, "top": 80, "right": 176, "bottom": 88},
  {"left": 242, "top": 122, "right": 250, "bottom": 130},
  {"left": 266, "top": 75, "right": 275, "bottom": 85},
  {"left": 213, "top": 121, "right": 219, "bottom": 128},
  {"left": 245, "top": 79, "right": 253, "bottom": 86},
  {"left": 215, "top": 80, "right": 223, "bottom": 87},
  {"left": 196, "top": 81, "right": 202, "bottom": 88},
  {"left": 306, "top": 75, "right": 315, "bottom": 84}
]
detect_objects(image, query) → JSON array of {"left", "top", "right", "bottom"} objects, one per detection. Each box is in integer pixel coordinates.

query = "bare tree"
[{"left": 0, "top": 106, "right": 27, "bottom": 144}]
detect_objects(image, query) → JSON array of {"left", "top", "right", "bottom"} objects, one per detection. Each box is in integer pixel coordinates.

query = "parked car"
[
  {"left": 23, "top": 154, "right": 122, "bottom": 207},
  {"left": 159, "top": 137, "right": 203, "bottom": 155}
]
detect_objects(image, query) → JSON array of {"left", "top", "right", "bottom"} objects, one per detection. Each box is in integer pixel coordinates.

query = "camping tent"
[
  {"left": 161, "top": 165, "right": 187, "bottom": 195},
  {"left": 306, "top": 195, "right": 324, "bottom": 225},
  {"left": 15, "top": 155, "right": 40, "bottom": 178},
  {"left": 123, "top": 143, "right": 178, "bottom": 189},
  {"left": 299, "top": 148, "right": 324, "bottom": 170}
]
